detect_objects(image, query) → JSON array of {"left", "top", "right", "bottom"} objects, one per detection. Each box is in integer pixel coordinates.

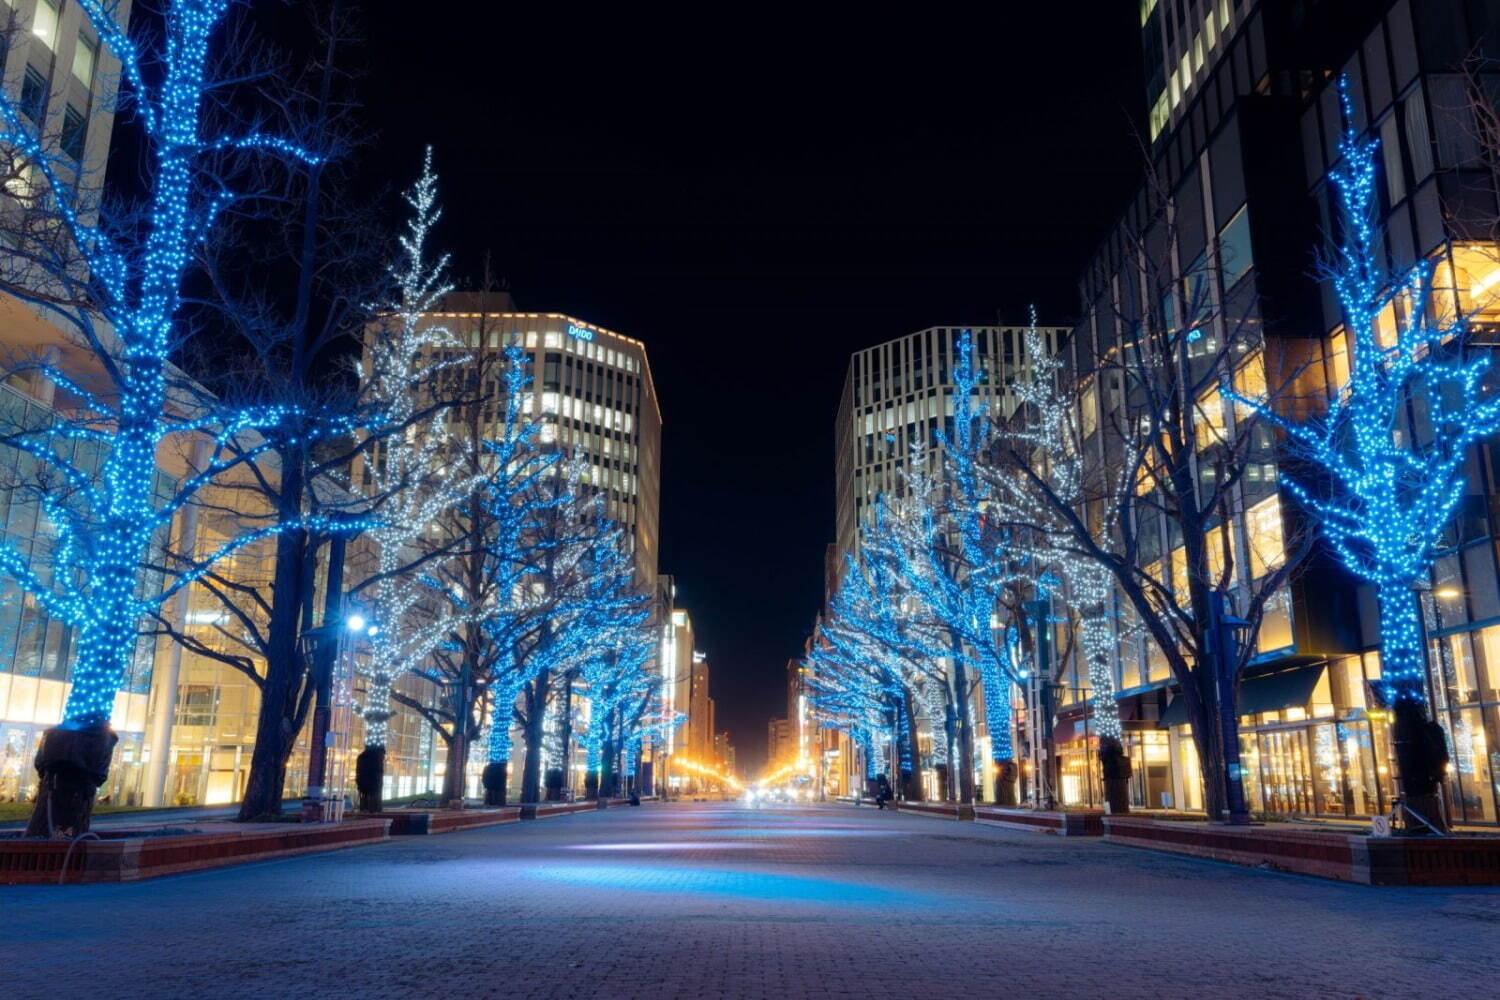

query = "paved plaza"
[{"left": 4, "top": 803, "right": 1498, "bottom": 998}]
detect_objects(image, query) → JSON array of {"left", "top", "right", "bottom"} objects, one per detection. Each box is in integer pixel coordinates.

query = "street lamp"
[
  {"left": 1208, "top": 588, "right": 1252, "bottom": 825},
  {"left": 299, "top": 607, "right": 373, "bottom": 823}
]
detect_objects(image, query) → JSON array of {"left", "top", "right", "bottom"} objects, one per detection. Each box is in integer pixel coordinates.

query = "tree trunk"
[
  {"left": 601, "top": 737, "right": 617, "bottom": 798},
  {"left": 482, "top": 761, "right": 507, "bottom": 806},
  {"left": 584, "top": 769, "right": 599, "bottom": 800},
  {"left": 356, "top": 746, "right": 385, "bottom": 812},
  {"left": 557, "top": 671, "right": 575, "bottom": 799},
  {"left": 1183, "top": 679, "right": 1229, "bottom": 821},
  {"left": 238, "top": 494, "right": 313, "bottom": 821},
  {"left": 899, "top": 689, "right": 921, "bottom": 801},
  {"left": 993, "top": 759, "right": 1018, "bottom": 806},
  {"left": 25, "top": 726, "right": 118, "bottom": 838},
  {"left": 1378, "top": 582, "right": 1450, "bottom": 832},
  {"left": 441, "top": 724, "right": 468, "bottom": 804},
  {"left": 950, "top": 654, "right": 977, "bottom": 804},
  {"left": 1099, "top": 735, "right": 1131, "bottom": 814},
  {"left": 519, "top": 672, "right": 551, "bottom": 804}
]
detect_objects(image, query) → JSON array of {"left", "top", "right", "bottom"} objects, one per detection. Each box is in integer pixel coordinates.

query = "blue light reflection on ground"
[{"left": 528, "top": 864, "right": 933, "bottom": 907}]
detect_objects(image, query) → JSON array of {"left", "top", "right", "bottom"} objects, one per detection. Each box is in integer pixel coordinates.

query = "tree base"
[
  {"left": 25, "top": 725, "right": 118, "bottom": 838},
  {"left": 993, "top": 760, "right": 1018, "bottom": 806},
  {"left": 355, "top": 746, "right": 386, "bottom": 813},
  {"left": 482, "top": 762, "right": 508, "bottom": 806},
  {"left": 1099, "top": 737, "right": 1132, "bottom": 815},
  {"left": 1392, "top": 699, "right": 1451, "bottom": 834}
]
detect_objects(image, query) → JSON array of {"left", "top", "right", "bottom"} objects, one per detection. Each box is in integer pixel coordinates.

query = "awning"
[
  {"left": 1159, "top": 697, "right": 1189, "bottom": 727},
  {"left": 1238, "top": 663, "right": 1326, "bottom": 717},
  {"left": 1157, "top": 663, "right": 1327, "bottom": 728}
]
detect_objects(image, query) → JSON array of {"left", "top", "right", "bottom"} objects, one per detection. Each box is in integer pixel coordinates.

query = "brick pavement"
[{"left": 3, "top": 803, "right": 1497, "bottom": 998}]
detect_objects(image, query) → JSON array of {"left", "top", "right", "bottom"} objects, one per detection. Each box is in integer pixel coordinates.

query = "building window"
[
  {"left": 20, "top": 66, "right": 48, "bottom": 123},
  {"left": 31, "top": 0, "right": 58, "bottom": 51},
  {"left": 60, "top": 105, "right": 85, "bottom": 161},
  {"left": 73, "top": 34, "right": 98, "bottom": 88},
  {"left": 1218, "top": 205, "right": 1253, "bottom": 290}
]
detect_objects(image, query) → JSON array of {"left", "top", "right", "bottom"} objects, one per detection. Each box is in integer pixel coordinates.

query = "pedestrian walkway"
[{"left": 5, "top": 803, "right": 1497, "bottom": 998}]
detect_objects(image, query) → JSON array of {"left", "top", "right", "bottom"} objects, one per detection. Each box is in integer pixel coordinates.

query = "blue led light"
[{"left": 1226, "top": 77, "right": 1500, "bottom": 707}]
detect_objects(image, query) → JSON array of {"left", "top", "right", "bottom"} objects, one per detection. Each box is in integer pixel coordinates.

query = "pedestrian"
[{"left": 876, "top": 774, "right": 893, "bottom": 810}]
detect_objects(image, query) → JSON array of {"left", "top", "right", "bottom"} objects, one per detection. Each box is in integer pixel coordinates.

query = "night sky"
[{"left": 359, "top": 4, "right": 1145, "bottom": 774}]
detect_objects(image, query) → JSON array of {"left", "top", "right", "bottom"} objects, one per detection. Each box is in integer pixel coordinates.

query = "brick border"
[
  {"left": 1, "top": 818, "right": 392, "bottom": 885},
  {"left": 1102, "top": 816, "right": 1500, "bottom": 885}
]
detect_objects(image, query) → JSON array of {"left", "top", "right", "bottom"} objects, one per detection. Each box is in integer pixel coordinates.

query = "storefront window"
[{"left": 1446, "top": 706, "right": 1498, "bottom": 824}]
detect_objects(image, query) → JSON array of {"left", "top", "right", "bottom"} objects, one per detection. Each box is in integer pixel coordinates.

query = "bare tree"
[{"left": 1000, "top": 162, "right": 1315, "bottom": 821}]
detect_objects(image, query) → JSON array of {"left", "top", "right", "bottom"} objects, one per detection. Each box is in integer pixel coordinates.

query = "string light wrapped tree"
[
  {"left": 0, "top": 0, "right": 325, "bottom": 835},
  {"left": 880, "top": 332, "right": 1025, "bottom": 806},
  {"left": 1230, "top": 82, "right": 1500, "bottom": 830},
  {"left": 347, "top": 152, "right": 484, "bottom": 812},
  {"left": 999, "top": 313, "right": 1130, "bottom": 812}
]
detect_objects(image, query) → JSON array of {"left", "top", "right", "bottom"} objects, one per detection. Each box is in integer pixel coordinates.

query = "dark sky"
[{"left": 360, "top": 4, "right": 1145, "bottom": 774}]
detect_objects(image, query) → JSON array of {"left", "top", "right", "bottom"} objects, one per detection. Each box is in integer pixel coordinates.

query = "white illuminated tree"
[{"left": 345, "top": 152, "right": 485, "bottom": 811}]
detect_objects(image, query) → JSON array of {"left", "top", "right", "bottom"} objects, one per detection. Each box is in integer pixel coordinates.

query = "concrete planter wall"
[
  {"left": 385, "top": 807, "right": 522, "bottom": 836},
  {"left": 974, "top": 807, "right": 1104, "bottom": 836}
]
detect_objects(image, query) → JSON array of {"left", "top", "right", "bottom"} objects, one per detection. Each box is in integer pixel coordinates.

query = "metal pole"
[
  {"left": 302, "top": 533, "right": 347, "bottom": 822},
  {"left": 1210, "top": 589, "right": 1251, "bottom": 825}
]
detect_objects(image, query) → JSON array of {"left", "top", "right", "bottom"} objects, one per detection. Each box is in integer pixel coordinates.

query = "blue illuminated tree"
[
  {"left": 0, "top": 1, "right": 326, "bottom": 835},
  {"left": 880, "top": 331, "right": 1025, "bottom": 805},
  {"left": 814, "top": 504, "right": 948, "bottom": 800},
  {"left": 1230, "top": 82, "right": 1500, "bottom": 828}
]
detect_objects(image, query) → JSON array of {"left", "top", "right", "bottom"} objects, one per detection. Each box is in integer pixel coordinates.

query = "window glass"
[
  {"left": 1218, "top": 205, "right": 1253, "bottom": 290},
  {"left": 1245, "top": 495, "right": 1285, "bottom": 579},
  {"left": 73, "top": 35, "right": 98, "bottom": 88},
  {"left": 32, "top": 0, "right": 58, "bottom": 50}
]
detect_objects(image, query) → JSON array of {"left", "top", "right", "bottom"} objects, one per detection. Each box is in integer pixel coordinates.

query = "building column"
[{"left": 143, "top": 436, "right": 212, "bottom": 807}]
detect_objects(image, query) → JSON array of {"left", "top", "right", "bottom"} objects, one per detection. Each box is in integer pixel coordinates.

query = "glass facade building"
[{"left": 1046, "top": 0, "right": 1500, "bottom": 825}]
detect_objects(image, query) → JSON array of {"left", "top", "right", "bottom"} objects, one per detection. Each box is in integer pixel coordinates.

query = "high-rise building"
[
  {"left": 1050, "top": 0, "right": 1500, "bottom": 823},
  {"left": 0, "top": 2, "right": 146, "bottom": 805},
  {"left": 831, "top": 324, "right": 1062, "bottom": 799},
  {"left": 834, "top": 325, "right": 1064, "bottom": 566},
  {"left": 423, "top": 293, "right": 663, "bottom": 591}
]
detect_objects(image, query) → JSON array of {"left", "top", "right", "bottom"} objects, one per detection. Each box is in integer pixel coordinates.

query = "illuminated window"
[
  {"left": 73, "top": 35, "right": 98, "bottom": 88},
  {"left": 1245, "top": 495, "right": 1285, "bottom": 579},
  {"left": 1194, "top": 385, "right": 1228, "bottom": 450},
  {"left": 32, "top": 0, "right": 58, "bottom": 50},
  {"left": 1327, "top": 326, "right": 1351, "bottom": 393},
  {"left": 1451, "top": 242, "right": 1500, "bottom": 326}
]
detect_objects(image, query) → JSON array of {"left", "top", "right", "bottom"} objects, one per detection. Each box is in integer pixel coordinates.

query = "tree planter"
[
  {"left": 975, "top": 806, "right": 1103, "bottom": 836},
  {"left": 1102, "top": 816, "right": 1500, "bottom": 885},
  {"left": 385, "top": 808, "right": 521, "bottom": 835},
  {"left": 1, "top": 818, "right": 391, "bottom": 884}
]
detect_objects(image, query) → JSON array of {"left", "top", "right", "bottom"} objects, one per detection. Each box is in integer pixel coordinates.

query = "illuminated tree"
[
  {"left": 998, "top": 312, "right": 1129, "bottom": 811},
  {"left": 345, "top": 152, "right": 485, "bottom": 811},
  {"left": 878, "top": 331, "right": 1025, "bottom": 805},
  {"left": 0, "top": 0, "right": 326, "bottom": 835},
  {"left": 1229, "top": 82, "right": 1500, "bottom": 829}
]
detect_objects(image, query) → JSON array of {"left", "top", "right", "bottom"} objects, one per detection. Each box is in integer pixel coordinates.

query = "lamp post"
[{"left": 1207, "top": 588, "right": 1251, "bottom": 825}]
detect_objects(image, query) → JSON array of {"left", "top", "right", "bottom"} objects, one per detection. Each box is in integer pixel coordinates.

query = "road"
[{"left": 4, "top": 803, "right": 1497, "bottom": 998}]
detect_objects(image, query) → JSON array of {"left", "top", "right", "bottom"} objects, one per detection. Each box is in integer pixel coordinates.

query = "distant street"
[{"left": 5, "top": 804, "right": 1498, "bottom": 999}]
